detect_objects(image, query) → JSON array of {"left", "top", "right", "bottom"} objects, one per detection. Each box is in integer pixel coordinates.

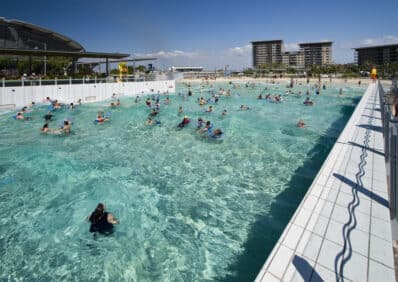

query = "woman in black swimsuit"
[{"left": 88, "top": 203, "right": 119, "bottom": 234}]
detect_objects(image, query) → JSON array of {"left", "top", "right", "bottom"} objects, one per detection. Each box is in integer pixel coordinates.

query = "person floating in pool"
[
  {"left": 41, "top": 123, "right": 53, "bottom": 133},
  {"left": 297, "top": 119, "right": 307, "bottom": 128},
  {"left": 178, "top": 116, "right": 190, "bottom": 128},
  {"left": 87, "top": 203, "right": 119, "bottom": 234},
  {"left": 208, "top": 128, "right": 223, "bottom": 139},
  {"left": 43, "top": 111, "right": 54, "bottom": 121},
  {"left": 303, "top": 97, "right": 314, "bottom": 106},
  {"left": 150, "top": 108, "right": 158, "bottom": 116},
  {"left": 110, "top": 99, "right": 121, "bottom": 107},
  {"left": 15, "top": 112, "right": 32, "bottom": 120},
  {"left": 146, "top": 117, "right": 154, "bottom": 125},
  {"left": 96, "top": 113, "right": 108, "bottom": 124},
  {"left": 199, "top": 97, "right": 206, "bottom": 106},
  {"left": 178, "top": 105, "right": 183, "bottom": 115},
  {"left": 198, "top": 120, "right": 212, "bottom": 134},
  {"left": 61, "top": 120, "right": 71, "bottom": 134},
  {"left": 52, "top": 100, "right": 62, "bottom": 110},
  {"left": 145, "top": 98, "right": 151, "bottom": 108},
  {"left": 240, "top": 105, "right": 250, "bottom": 110},
  {"left": 196, "top": 117, "right": 205, "bottom": 129}
]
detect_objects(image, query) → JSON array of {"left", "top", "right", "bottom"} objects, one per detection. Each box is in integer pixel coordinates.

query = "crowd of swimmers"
[{"left": 11, "top": 79, "right": 342, "bottom": 140}]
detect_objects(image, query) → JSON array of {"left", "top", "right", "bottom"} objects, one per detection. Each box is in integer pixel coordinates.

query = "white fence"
[{"left": 0, "top": 80, "right": 175, "bottom": 109}]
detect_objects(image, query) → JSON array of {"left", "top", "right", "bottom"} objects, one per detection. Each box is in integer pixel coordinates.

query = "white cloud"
[
  {"left": 227, "top": 44, "right": 251, "bottom": 56},
  {"left": 284, "top": 42, "right": 299, "bottom": 51},
  {"left": 133, "top": 50, "right": 198, "bottom": 59},
  {"left": 358, "top": 35, "right": 398, "bottom": 46}
]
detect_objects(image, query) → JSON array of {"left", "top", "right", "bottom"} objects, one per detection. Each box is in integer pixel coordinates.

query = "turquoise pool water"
[{"left": 0, "top": 81, "right": 364, "bottom": 280}]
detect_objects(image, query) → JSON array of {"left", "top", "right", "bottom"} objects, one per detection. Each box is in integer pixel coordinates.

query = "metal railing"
[
  {"left": 379, "top": 80, "right": 398, "bottom": 222},
  {"left": 0, "top": 75, "right": 156, "bottom": 88}
]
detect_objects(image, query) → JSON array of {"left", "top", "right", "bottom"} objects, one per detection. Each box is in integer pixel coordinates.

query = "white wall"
[{"left": 0, "top": 80, "right": 175, "bottom": 109}]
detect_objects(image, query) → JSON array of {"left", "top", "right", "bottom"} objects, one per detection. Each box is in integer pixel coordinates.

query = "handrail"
[
  {"left": 0, "top": 75, "right": 156, "bottom": 87},
  {"left": 378, "top": 81, "right": 398, "bottom": 220}
]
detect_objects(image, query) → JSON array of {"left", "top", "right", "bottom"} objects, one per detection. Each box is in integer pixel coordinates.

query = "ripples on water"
[{"left": 0, "top": 82, "right": 364, "bottom": 280}]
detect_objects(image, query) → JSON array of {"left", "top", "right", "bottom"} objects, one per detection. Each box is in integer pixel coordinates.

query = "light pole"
[
  {"left": 44, "top": 43, "right": 47, "bottom": 77},
  {"left": 224, "top": 65, "right": 229, "bottom": 77}
]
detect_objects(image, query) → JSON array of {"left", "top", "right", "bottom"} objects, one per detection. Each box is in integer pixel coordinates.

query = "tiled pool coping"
[{"left": 255, "top": 82, "right": 395, "bottom": 282}]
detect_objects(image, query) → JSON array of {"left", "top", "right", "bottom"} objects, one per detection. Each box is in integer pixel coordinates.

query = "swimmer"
[
  {"left": 44, "top": 112, "right": 54, "bottom": 121},
  {"left": 206, "top": 105, "right": 213, "bottom": 113},
  {"left": 87, "top": 203, "right": 119, "bottom": 234},
  {"left": 240, "top": 105, "right": 250, "bottom": 110},
  {"left": 339, "top": 88, "right": 343, "bottom": 96},
  {"left": 221, "top": 109, "right": 227, "bottom": 116},
  {"left": 197, "top": 117, "right": 205, "bottom": 128},
  {"left": 77, "top": 99, "right": 82, "bottom": 105},
  {"left": 199, "top": 97, "right": 206, "bottom": 106},
  {"left": 178, "top": 116, "right": 190, "bottom": 128},
  {"left": 96, "top": 114, "right": 107, "bottom": 124},
  {"left": 146, "top": 117, "right": 154, "bottom": 125},
  {"left": 297, "top": 119, "right": 307, "bottom": 128},
  {"left": 69, "top": 103, "right": 75, "bottom": 110},
  {"left": 303, "top": 97, "right": 314, "bottom": 106},
  {"left": 116, "top": 99, "right": 121, "bottom": 106},
  {"left": 134, "top": 96, "right": 140, "bottom": 103},
  {"left": 16, "top": 112, "right": 24, "bottom": 120},
  {"left": 150, "top": 108, "right": 158, "bottom": 116},
  {"left": 257, "top": 94, "right": 263, "bottom": 99},
  {"left": 61, "top": 120, "right": 71, "bottom": 134},
  {"left": 165, "top": 97, "right": 170, "bottom": 105},
  {"left": 211, "top": 128, "right": 223, "bottom": 138},
  {"left": 145, "top": 98, "right": 151, "bottom": 107},
  {"left": 198, "top": 121, "right": 212, "bottom": 133},
  {"left": 178, "top": 106, "right": 183, "bottom": 115},
  {"left": 41, "top": 123, "right": 52, "bottom": 133}
]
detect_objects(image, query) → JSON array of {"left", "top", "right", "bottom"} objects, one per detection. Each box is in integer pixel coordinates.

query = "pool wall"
[{"left": 0, "top": 80, "right": 175, "bottom": 108}]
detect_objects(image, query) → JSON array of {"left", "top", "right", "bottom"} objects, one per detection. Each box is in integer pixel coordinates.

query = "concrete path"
[{"left": 256, "top": 83, "right": 396, "bottom": 282}]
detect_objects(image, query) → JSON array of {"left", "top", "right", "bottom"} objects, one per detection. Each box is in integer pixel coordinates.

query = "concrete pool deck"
[{"left": 256, "top": 82, "right": 396, "bottom": 281}]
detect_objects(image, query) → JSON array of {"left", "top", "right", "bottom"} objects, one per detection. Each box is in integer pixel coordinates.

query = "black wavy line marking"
[{"left": 334, "top": 94, "right": 375, "bottom": 282}]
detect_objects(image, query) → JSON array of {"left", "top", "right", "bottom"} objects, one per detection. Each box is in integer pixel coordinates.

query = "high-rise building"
[
  {"left": 298, "top": 42, "right": 333, "bottom": 67},
  {"left": 252, "top": 40, "right": 283, "bottom": 68},
  {"left": 354, "top": 44, "right": 398, "bottom": 66},
  {"left": 282, "top": 51, "right": 304, "bottom": 68}
]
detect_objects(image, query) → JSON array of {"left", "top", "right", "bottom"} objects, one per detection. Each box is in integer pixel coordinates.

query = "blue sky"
[{"left": 2, "top": 0, "right": 398, "bottom": 70}]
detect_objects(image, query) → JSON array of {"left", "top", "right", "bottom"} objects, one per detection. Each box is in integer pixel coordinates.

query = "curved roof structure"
[{"left": 0, "top": 17, "right": 85, "bottom": 52}]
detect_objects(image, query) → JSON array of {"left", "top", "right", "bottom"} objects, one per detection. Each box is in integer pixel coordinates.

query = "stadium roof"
[{"left": 0, "top": 48, "right": 129, "bottom": 59}]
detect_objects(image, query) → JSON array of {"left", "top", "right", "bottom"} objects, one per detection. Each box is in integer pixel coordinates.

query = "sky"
[{"left": 2, "top": 0, "right": 398, "bottom": 70}]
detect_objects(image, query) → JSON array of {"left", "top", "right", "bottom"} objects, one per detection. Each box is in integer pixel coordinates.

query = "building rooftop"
[
  {"left": 299, "top": 41, "right": 333, "bottom": 46},
  {"left": 252, "top": 40, "right": 283, "bottom": 44},
  {"left": 0, "top": 47, "right": 129, "bottom": 59},
  {"left": 353, "top": 44, "right": 398, "bottom": 50},
  {"left": 0, "top": 17, "right": 85, "bottom": 51}
]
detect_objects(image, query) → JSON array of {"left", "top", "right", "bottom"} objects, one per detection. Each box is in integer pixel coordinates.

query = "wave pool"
[{"left": 0, "top": 81, "right": 364, "bottom": 280}]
